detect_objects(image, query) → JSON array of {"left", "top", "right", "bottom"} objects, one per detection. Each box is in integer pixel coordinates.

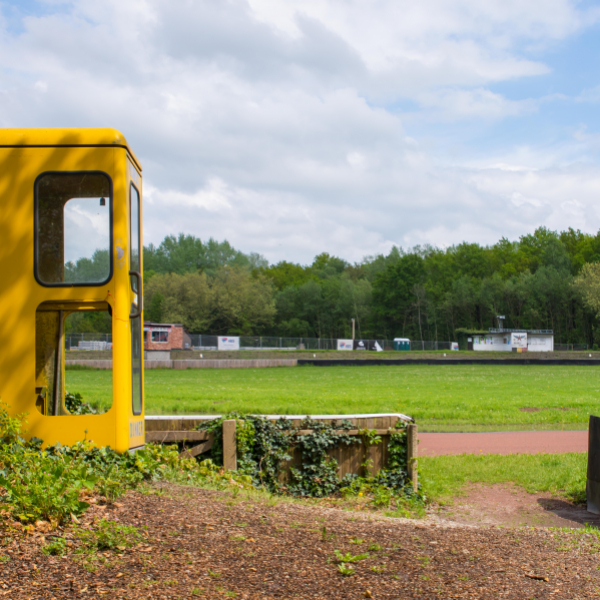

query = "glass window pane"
[
  {"left": 131, "top": 314, "right": 142, "bottom": 415},
  {"left": 130, "top": 184, "right": 140, "bottom": 291},
  {"left": 36, "top": 172, "right": 112, "bottom": 285}
]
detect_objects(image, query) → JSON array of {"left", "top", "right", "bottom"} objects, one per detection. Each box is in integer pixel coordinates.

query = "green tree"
[
  {"left": 144, "top": 271, "right": 212, "bottom": 332},
  {"left": 209, "top": 267, "right": 276, "bottom": 334}
]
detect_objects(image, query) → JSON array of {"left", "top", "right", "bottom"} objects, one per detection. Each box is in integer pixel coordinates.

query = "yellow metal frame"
[{"left": 0, "top": 128, "right": 144, "bottom": 452}]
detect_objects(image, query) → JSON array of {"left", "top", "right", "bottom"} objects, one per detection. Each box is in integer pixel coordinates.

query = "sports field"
[{"left": 66, "top": 364, "right": 600, "bottom": 431}]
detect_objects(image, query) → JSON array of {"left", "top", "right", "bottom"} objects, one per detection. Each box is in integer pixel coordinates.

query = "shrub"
[{"left": 0, "top": 401, "right": 250, "bottom": 525}]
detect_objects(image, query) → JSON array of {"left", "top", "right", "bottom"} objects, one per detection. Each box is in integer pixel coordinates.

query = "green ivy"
[
  {"left": 198, "top": 415, "right": 424, "bottom": 503},
  {"left": 198, "top": 412, "right": 292, "bottom": 491}
]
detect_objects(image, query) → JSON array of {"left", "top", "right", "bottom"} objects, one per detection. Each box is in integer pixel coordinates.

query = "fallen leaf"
[{"left": 363, "top": 591, "right": 373, "bottom": 598}]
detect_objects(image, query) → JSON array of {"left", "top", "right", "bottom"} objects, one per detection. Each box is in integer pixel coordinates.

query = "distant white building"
[{"left": 470, "top": 329, "right": 553, "bottom": 352}]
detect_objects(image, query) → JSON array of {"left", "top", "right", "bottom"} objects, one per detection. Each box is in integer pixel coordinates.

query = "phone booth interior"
[{"left": 0, "top": 129, "right": 145, "bottom": 452}]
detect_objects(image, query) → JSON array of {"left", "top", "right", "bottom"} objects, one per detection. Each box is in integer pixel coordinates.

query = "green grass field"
[
  {"left": 66, "top": 364, "right": 600, "bottom": 431},
  {"left": 419, "top": 453, "right": 587, "bottom": 502}
]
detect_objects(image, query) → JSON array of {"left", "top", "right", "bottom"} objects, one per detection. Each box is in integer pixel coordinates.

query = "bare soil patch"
[
  {"left": 434, "top": 483, "right": 600, "bottom": 529},
  {"left": 2, "top": 483, "right": 600, "bottom": 599}
]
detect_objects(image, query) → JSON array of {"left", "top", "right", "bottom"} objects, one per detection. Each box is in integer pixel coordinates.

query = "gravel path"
[
  {"left": 2, "top": 483, "right": 600, "bottom": 599},
  {"left": 419, "top": 430, "right": 588, "bottom": 456}
]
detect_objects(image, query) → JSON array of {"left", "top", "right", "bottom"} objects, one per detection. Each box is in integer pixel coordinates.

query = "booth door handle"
[{"left": 129, "top": 270, "right": 143, "bottom": 319}]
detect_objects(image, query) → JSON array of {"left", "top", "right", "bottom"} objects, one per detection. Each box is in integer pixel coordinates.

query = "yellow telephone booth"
[{"left": 0, "top": 128, "right": 144, "bottom": 452}]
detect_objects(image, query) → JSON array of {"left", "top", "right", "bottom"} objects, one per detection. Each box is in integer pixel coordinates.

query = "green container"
[{"left": 394, "top": 338, "right": 410, "bottom": 351}]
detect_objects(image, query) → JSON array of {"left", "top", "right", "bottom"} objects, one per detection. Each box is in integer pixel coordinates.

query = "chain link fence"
[
  {"left": 186, "top": 334, "right": 457, "bottom": 352},
  {"left": 65, "top": 331, "right": 590, "bottom": 352},
  {"left": 554, "top": 343, "right": 590, "bottom": 351},
  {"left": 65, "top": 332, "right": 112, "bottom": 350}
]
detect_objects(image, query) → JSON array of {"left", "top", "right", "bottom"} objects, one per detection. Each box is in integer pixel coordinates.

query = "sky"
[{"left": 2, "top": 0, "right": 600, "bottom": 265}]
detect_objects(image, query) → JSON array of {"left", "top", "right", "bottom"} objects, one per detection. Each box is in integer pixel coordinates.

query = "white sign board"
[
  {"left": 218, "top": 336, "right": 240, "bottom": 351},
  {"left": 337, "top": 339, "right": 354, "bottom": 351},
  {"left": 451, "top": 342, "right": 459, "bottom": 351},
  {"left": 511, "top": 332, "right": 528, "bottom": 349}
]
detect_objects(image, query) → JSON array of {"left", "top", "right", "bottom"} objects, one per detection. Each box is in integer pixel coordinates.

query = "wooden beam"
[
  {"left": 293, "top": 428, "right": 396, "bottom": 436},
  {"left": 406, "top": 423, "right": 418, "bottom": 492},
  {"left": 146, "top": 430, "right": 210, "bottom": 443},
  {"left": 179, "top": 438, "right": 214, "bottom": 459},
  {"left": 222, "top": 419, "right": 237, "bottom": 471}
]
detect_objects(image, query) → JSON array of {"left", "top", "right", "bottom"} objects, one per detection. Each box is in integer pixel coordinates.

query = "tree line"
[{"left": 65, "top": 228, "right": 600, "bottom": 345}]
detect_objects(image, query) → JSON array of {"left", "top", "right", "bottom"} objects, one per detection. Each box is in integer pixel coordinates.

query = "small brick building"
[{"left": 143, "top": 322, "right": 192, "bottom": 351}]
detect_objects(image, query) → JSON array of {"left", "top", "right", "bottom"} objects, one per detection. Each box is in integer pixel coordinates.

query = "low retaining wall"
[
  {"left": 66, "top": 358, "right": 298, "bottom": 369},
  {"left": 144, "top": 414, "right": 417, "bottom": 487}
]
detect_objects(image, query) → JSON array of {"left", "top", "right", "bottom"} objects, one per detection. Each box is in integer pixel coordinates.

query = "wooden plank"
[
  {"left": 179, "top": 438, "right": 214, "bottom": 459},
  {"left": 294, "top": 429, "right": 392, "bottom": 436},
  {"left": 146, "top": 430, "right": 209, "bottom": 442},
  {"left": 223, "top": 419, "right": 237, "bottom": 471},
  {"left": 407, "top": 423, "right": 418, "bottom": 491}
]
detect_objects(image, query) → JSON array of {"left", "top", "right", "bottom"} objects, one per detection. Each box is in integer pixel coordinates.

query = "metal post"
[{"left": 351, "top": 318, "right": 355, "bottom": 340}]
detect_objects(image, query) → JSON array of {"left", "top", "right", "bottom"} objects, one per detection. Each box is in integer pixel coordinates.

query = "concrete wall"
[
  {"left": 473, "top": 332, "right": 554, "bottom": 352},
  {"left": 473, "top": 334, "right": 511, "bottom": 351},
  {"left": 528, "top": 334, "right": 554, "bottom": 352},
  {"left": 65, "top": 358, "right": 298, "bottom": 369}
]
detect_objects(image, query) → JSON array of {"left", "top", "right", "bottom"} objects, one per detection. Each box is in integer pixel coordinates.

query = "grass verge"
[
  {"left": 67, "top": 364, "right": 598, "bottom": 431},
  {"left": 420, "top": 452, "right": 587, "bottom": 504}
]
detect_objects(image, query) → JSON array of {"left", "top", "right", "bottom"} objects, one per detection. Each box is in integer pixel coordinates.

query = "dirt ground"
[
  {"left": 434, "top": 483, "right": 600, "bottom": 529},
  {"left": 3, "top": 483, "right": 600, "bottom": 600}
]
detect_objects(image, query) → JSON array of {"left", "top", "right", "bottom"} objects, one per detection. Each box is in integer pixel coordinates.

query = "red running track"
[{"left": 418, "top": 430, "right": 588, "bottom": 456}]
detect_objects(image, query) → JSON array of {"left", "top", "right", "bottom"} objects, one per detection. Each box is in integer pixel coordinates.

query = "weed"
[
  {"left": 321, "top": 526, "right": 336, "bottom": 542},
  {"left": 41, "top": 537, "right": 67, "bottom": 556},
  {"left": 208, "top": 570, "right": 221, "bottom": 578},
  {"left": 370, "top": 565, "right": 386, "bottom": 573},
  {"left": 230, "top": 535, "right": 246, "bottom": 541},
  {"left": 0, "top": 555, "right": 9, "bottom": 563},
  {"left": 350, "top": 537, "right": 365, "bottom": 544},
  {"left": 75, "top": 519, "right": 144, "bottom": 554},
  {"left": 417, "top": 556, "right": 431, "bottom": 566},
  {"left": 337, "top": 563, "right": 355, "bottom": 576},
  {"left": 368, "top": 543, "right": 382, "bottom": 552},
  {"left": 333, "top": 550, "right": 369, "bottom": 563}
]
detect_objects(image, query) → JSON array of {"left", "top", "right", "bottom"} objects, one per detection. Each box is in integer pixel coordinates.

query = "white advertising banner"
[
  {"left": 511, "top": 332, "right": 528, "bottom": 349},
  {"left": 218, "top": 336, "right": 240, "bottom": 351},
  {"left": 337, "top": 339, "right": 354, "bottom": 351}
]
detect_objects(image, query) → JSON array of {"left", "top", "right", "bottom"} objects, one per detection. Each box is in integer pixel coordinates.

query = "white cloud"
[{"left": 0, "top": 0, "right": 598, "bottom": 263}]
